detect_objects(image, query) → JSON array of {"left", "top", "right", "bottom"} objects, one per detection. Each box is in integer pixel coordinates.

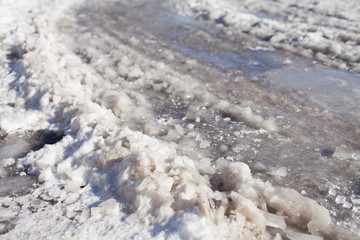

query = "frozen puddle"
[{"left": 0, "top": 0, "right": 359, "bottom": 239}]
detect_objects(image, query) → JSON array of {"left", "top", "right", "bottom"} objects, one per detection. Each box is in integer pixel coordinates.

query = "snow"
[
  {"left": 172, "top": 0, "right": 360, "bottom": 72},
  {"left": 0, "top": 0, "right": 359, "bottom": 239}
]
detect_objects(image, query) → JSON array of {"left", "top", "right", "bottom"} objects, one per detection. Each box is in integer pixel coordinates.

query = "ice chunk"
[
  {"left": 287, "top": 230, "right": 324, "bottom": 240},
  {"left": 229, "top": 191, "right": 266, "bottom": 231},
  {"left": 90, "top": 198, "right": 120, "bottom": 220},
  {"left": 199, "top": 140, "right": 211, "bottom": 149},
  {"left": 263, "top": 211, "right": 286, "bottom": 230},
  {"left": 351, "top": 197, "right": 360, "bottom": 205},
  {"left": 343, "top": 201, "right": 352, "bottom": 209},
  {"left": 328, "top": 189, "right": 336, "bottom": 197},
  {"left": 335, "top": 195, "right": 346, "bottom": 204},
  {"left": 264, "top": 187, "right": 334, "bottom": 235},
  {"left": 220, "top": 161, "right": 252, "bottom": 190},
  {"left": 97, "top": 147, "right": 132, "bottom": 168},
  {"left": 268, "top": 167, "right": 287, "bottom": 178}
]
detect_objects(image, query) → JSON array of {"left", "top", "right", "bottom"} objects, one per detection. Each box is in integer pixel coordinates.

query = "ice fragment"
[
  {"left": 343, "top": 201, "right": 352, "bottom": 209},
  {"left": 328, "top": 189, "right": 336, "bottom": 197},
  {"left": 287, "top": 230, "right": 324, "bottom": 240},
  {"left": 335, "top": 195, "right": 346, "bottom": 204},
  {"left": 263, "top": 211, "right": 286, "bottom": 230},
  {"left": 351, "top": 198, "right": 360, "bottom": 205}
]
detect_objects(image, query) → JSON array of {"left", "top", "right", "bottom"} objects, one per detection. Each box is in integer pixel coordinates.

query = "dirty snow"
[{"left": 0, "top": 0, "right": 359, "bottom": 239}]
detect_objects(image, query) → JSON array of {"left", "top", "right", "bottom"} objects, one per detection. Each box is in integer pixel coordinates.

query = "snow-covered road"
[{"left": 0, "top": 0, "right": 359, "bottom": 239}]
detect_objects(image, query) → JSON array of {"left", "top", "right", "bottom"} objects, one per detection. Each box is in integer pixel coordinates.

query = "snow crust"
[{"left": 0, "top": 0, "right": 358, "bottom": 239}]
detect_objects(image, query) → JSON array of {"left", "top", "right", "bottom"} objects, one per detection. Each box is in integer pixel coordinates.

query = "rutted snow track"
[{"left": 0, "top": 0, "right": 359, "bottom": 239}]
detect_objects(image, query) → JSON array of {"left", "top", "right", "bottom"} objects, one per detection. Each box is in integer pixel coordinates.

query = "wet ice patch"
[
  {"left": 287, "top": 230, "right": 324, "bottom": 240},
  {"left": 265, "top": 65, "right": 360, "bottom": 124},
  {"left": 0, "top": 138, "right": 30, "bottom": 160},
  {"left": 0, "top": 129, "right": 64, "bottom": 198},
  {"left": 333, "top": 146, "right": 360, "bottom": 161},
  {"left": 172, "top": 0, "right": 360, "bottom": 72},
  {"left": 0, "top": 130, "right": 64, "bottom": 161},
  {"left": 0, "top": 175, "right": 37, "bottom": 196}
]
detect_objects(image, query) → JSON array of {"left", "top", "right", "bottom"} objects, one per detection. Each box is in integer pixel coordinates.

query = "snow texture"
[
  {"left": 0, "top": 0, "right": 359, "bottom": 239},
  {"left": 172, "top": 0, "right": 360, "bottom": 72}
]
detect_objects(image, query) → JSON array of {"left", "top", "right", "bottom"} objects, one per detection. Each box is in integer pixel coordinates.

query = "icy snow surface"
[
  {"left": 173, "top": 0, "right": 360, "bottom": 72},
  {"left": 0, "top": 0, "right": 359, "bottom": 239}
]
